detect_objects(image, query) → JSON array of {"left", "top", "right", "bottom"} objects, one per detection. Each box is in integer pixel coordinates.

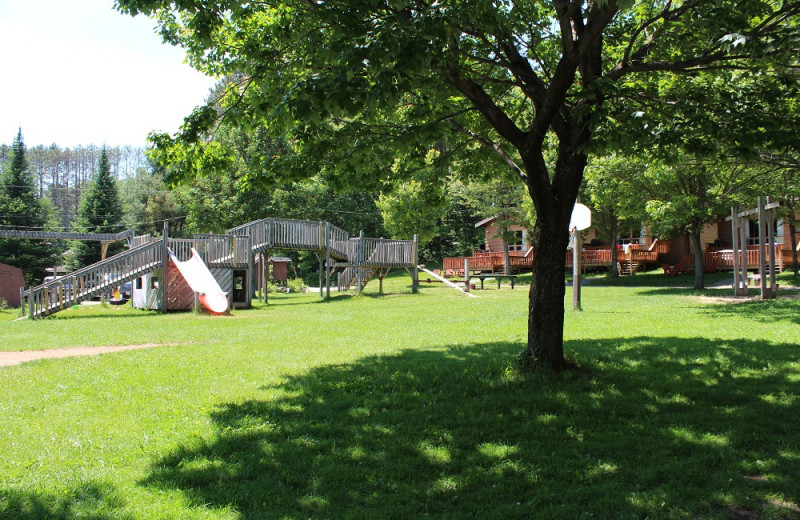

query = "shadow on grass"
[
  {"left": 700, "top": 297, "right": 800, "bottom": 326},
  {"left": 44, "top": 310, "right": 158, "bottom": 321},
  {"left": 0, "top": 482, "right": 132, "bottom": 520},
  {"left": 140, "top": 338, "right": 800, "bottom": 519}
]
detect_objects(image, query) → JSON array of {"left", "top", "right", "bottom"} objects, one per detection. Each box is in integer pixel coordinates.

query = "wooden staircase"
[
  {"left": 22, "top": 240, "right": 164, "bottom": 318},
  {"left": 617, "top": 260, "right": 641, "bottom": 276},
  {"left": 337, "top": 267, "right": 376, "bottom": 292}
]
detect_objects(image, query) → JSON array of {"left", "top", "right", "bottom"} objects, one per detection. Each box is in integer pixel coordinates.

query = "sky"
[{"left": 0, "top": 0, "right": 216, "bottom": 148}]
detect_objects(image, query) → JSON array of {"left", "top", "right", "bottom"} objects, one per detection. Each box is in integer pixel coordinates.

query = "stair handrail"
[{"left": 23, "top": 239, "right": 164, "bottom": 317}]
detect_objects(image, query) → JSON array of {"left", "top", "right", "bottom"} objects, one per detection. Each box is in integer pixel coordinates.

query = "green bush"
[{"left": 287, "top": 278, "right": 307, "bottom": 293}]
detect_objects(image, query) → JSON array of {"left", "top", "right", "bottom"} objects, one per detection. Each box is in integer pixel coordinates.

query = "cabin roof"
[{"left": 474, "top": 216, "right": 497, "bottom": 228}]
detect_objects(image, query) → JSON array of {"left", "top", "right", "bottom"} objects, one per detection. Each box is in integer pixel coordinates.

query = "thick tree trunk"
[
  {"left": 691, "top": 226, "right": 705, "bottom": 290},
  {"left": 524, "top": 217, "right": 572, "bottom": 370},
  {"left": 520, "top": 150, "right": 584, "bottom": 370}
]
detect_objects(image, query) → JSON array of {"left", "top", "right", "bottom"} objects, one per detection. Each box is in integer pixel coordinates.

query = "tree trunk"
[
  {"left": 691, "top": 225, "right": 705, "bottom": 290},
  {"left": 503, "top": 240, "right": 511, "bottom": 274},
  {"left": 523, "top": 215, "right": 572, "bottom": 370}
]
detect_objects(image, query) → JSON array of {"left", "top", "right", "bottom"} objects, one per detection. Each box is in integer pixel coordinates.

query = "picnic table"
[{"left": 468, "top": 274, "right": 517, "bottom": 290}]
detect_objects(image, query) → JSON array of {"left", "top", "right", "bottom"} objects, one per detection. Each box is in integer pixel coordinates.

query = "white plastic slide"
[{"left": 169, "top": 248, "right": 229, "bottom": 314}]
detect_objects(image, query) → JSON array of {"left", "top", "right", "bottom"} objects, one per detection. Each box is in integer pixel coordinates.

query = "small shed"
[
  {"left": 269, "top": 257, "right": 292, "bottom": 282},
  {"left": 0, "top": 263, "right": 25, "bottom": 307}
]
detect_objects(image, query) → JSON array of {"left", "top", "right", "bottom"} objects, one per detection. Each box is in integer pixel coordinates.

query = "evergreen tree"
[
  {"left": 0, "top": 129, "right": 60, "bottom": 285},
  {"left": 71, "top": 148, "right": 123, "bottom": 268}
]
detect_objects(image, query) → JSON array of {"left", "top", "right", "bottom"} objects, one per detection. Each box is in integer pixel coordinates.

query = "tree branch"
[{"left": 445, "top": 119, "right": 528, "bottom": 185}]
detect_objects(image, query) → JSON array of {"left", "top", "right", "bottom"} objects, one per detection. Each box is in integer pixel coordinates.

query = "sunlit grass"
[{"left": 1, "top": 271, "right": 799, "bottom": 519}]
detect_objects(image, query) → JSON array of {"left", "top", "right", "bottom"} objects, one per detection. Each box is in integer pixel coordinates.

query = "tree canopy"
[{"left": 117, "top": 0, "right": 800, "bottom": 369}]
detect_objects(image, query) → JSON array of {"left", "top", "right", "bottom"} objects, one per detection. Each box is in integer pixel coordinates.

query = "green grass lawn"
[{"left": 2, "top": 274, "right": 799, "bottom": 519}]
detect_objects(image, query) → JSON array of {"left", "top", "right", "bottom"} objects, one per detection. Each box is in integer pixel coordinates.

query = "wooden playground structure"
[{"left": 9, "top": 218, "right": 419, "bottom": 318}]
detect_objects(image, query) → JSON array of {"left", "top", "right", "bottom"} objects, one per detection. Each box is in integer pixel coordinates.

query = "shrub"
[{"left": 287, "top": 278, "right": 307, "bottom": 293}]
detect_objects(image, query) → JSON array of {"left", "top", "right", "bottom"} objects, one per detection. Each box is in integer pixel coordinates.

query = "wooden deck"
[
  {"left": 680, "top": 246, "right": 784, "bottom": 272},
  {"left": 444, "top": 239, "right": 669, "bottom": 275}
]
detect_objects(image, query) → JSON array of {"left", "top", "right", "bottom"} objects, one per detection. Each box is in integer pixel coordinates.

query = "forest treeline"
[{"left": 0, "top": 143, "right": 148, "bottom": 231}]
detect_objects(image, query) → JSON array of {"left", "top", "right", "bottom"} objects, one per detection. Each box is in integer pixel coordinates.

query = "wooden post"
[
  {"left": 730, "top": 206, "right": 743, "bottom": 295},
  {"left": 100, "top": 241, "right": 110, "bottom": 260},
  {"left": 412, "top": 234, "right": 419, "bottom": 294},
  {"left": 317, "top": 252, "right": 324, "bottom": 299},
  {"left": 261, "top": 252, "right": 266, "bottom": 302},
  {"left": 28, "top": 288, "right": 33, "bottom": 319},
  {"left": 758, "top": 197, "right": 768, "bottom": 299},
  {"left": 572, "top": 228, "right": 581, "bottom": 310},
  {"left": 767, "top": 198, "right": 777, "bottom": 297},
  {"left": 19, "top": 287, "right": 24, "bottom": 318},
  {"left": 357, "top": 230, "right": 364, "bottom": 294},
  {"left": 464, "top": 258, "right": 470, "bottom": 292},
  {"left": 739, "top": 211, "right": 749, "bottom": 292},
  {"left": 161, "top": 221, "right": 169, "bottom": 313},
  {"left": 265, "top": 251, "right": 270, "bottom": 304},
  {"left": 325, "top": 223, "right": 331, "bottom": 300},
  {"left": 247, "top": 234, "right": 254, "bottom": 307}
]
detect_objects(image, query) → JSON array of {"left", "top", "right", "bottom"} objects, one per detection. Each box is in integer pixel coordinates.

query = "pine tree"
[
  {"left": 0, "top": 129, "right": 60, "bottom": 285},
  {"left": 71, "top": 148, "right": 123, "bottom": 268}
]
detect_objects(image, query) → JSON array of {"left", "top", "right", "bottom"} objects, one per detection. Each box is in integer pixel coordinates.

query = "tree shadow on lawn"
[
  {"left": 142, "top": 339, "right": 800, "bottom": 519},
  {"left": 636, "top": 287, "right": 800, "bottom": 326},
  {"left": 0, "top": 482, "right": 133, "bottom": 520}
]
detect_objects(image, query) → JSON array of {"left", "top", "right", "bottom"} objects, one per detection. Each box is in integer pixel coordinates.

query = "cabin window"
[
  {"left": 136, "top": 277, "right": 143, "bottom": 289},
  {"left": 509, "top": 230, "right": 525, "bottom": 251}
]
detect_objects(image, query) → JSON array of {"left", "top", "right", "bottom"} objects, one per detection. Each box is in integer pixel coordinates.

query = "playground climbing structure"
[{"left": 17, "top": 218, "right": 418, "bottom": 318}]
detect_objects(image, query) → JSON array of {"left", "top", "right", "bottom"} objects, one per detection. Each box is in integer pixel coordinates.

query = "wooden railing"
[
  {"left": 444, "top": 249, "right": 533, "bottom": 272},
  {"left": 226, "top": 218, "right": 352, "bottom": 261},
  {"left": 347, "top": 238, "right": 416, "bottom": 268},
  {"left": 566, "top": 249, "right": 613, "bottom": 267},
  {"left": 0, "top": 229, "right": 134, "bottom": 242},
  {"left": 22, "top": 240, "right": 163, "bottom": 318},
  {"left": 682, "top": 246, "right": 784, "bottom": 271}
]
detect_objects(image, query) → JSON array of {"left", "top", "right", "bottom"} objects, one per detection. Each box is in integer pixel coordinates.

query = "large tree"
[
  {"left": 0, "top": 130, "right": 60, "bottom": 285},
  {"left": 118, "top": 0, "right": 800, "bottom": 369}
]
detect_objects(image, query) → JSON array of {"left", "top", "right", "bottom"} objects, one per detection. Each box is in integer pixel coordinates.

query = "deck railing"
[
  {"left": 683, "top": 246, "right": 784, "bottom": 271},
  {"left": 22, "top": 240, "right": 163, "bottom": 318},
  {"left": 347, "top": 238, "right": 416, "bottom": 268},
  {"left": 225, "top": 218, "right": 352, "bottom": 261},
  {"left": 566, "top": 249, "right": 613, "bottom": 266}
]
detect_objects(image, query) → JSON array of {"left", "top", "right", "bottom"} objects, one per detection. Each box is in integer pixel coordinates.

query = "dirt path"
[{"left": 0, "top": 343, "right": 181, "bottom": 368}]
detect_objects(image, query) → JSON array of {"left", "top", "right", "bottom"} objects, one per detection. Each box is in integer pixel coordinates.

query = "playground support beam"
[
  {"left": 572, "top": 228, "right": 581, "bottom": 310},
  {"left": 758, "top": 197, "right": 768, "bottom": 299},
  {"left": 412, "top": 234, "right": 418, "bottom": 294},
  {"left": 325, "top": 222, "right": 331, "bottom": 300},
  {"left": 161, "top": 221, "right": 169, "bottom": 313}
]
